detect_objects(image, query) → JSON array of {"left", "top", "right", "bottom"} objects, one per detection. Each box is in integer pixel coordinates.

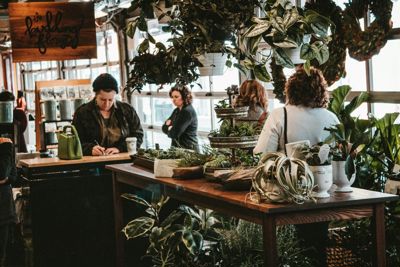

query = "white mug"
[
  {"left": 285, "top": 140, "right": 310, "bottom": 159},
  {"left": 126, "top": 137, "right": 137, "bottom": 155}
]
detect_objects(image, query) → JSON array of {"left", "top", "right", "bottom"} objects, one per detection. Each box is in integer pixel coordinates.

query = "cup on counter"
[{"left": 126, "top": 137, "right": 137, "bottom": 155}]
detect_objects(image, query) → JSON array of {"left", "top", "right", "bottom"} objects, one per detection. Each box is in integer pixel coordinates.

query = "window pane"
[
  {"left": 190, "top": 76, "right": 209, "bottom": 92},
  {"left": 135, "top": 97, "right": 152, "bottom": 125},
  {"left": 329, "top": 51, "right": 366, "bottom": 91},
  {"left": 192, "top": 98, "right": 211, "bottom": 132},
  {"left": 65, "top": 70, "right": 77, "bottom": 80},
  {"left": 77, "top": 68, "right": 91, "bottom": 79},
  {"left": 107, "top": 30, "right": 120, "bottom": 62},
  {"left": 350, "top": 102, "right": 368, "bottom": 119},
  {"left": 212, "top": 66, "right": 239, "bottom": 92},
  {"left": 92, "top": 32, "right": 107, "bottom": 64},
  {"left": 372, "top": 40, "right": 400, "bottom": 91},
  {"left": 211, "top": 99, "right": 224, "bottom": 130},
  {"left": 76, "top": 59, "right": 90, "bottom": 66},
  {"left": 153, "top": 131, "right": 172, "bottom": 150},
  {"left": 153, "top": 98, "right": 174, "bottom": 126},
  {"left": 392, "top": 1, "right": 400, "bottom": 28},
  {"left": 143, "top": 130, "right": 154, "bottom": 149},
  {"left": 91, "top": 67, "right": 107, "bottom": 80},
  {"left": 109, "top": 65, "right": 121, "bottom": 85},
  {"left": 372, "top": 103, "right": 400, "bottom": 118}
]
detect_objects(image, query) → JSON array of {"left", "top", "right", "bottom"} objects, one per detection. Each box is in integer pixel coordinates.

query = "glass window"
[
  {"left": 212, "top": 65, "right": 240, "bottom": 91},
  {"left": 192, "top": 98, "right": 212, "bottom": 132},
  {"left": 135, "top": 97, "right": 152, "bottom": 125},
  {"left": 107, "top": 30, "right": 120, "bottom": 62},
  {"left": 153, "top": 131, "right": 172, "bottom": 150},
  {"left": 153, "top": 98, "right": 174, "bottom": 126},
  {"left": 372, "top": 40, "right": 400, "bottom": 91},
  {"left": 92, "top": 32, "right": 107, "bottom": 64},
  {"left": 76, "top": 59, "right": 90, "bottom": 66},
  {"left": 392, "top": 1, "right": 400, "bottom": 28},
  {"left": 372, "top": 103, "right": 400, "bottom": 118},
  {"left": 77, "top": 68, "right": 91, "bottom": 79},
  {"left": 329, "top": 51, "right": 367, "bottom": 91}
]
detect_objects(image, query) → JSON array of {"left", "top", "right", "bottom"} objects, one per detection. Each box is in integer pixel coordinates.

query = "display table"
[
  {"left": 20, "top": 153, "right": 131, "bottom": 267},
  {"left": 108, "top": 163, "right": 399, "bottom": 267}
]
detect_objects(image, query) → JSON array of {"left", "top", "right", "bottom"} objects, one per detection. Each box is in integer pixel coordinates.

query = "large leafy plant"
[
  {"left": 242, "top": 0, "right": 332, "bottom": 81},
  {"left": 122, "top": 194, "right": 208, "bottom": 267}
]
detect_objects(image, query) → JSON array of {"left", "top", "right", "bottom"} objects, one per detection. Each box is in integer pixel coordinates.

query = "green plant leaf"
[
  {"left": 138, "top": 39, "right": 150, "bottom": 53},
  {"left": 283, "top": 7, "right": 299, "bottom": 29},
  {"left": 225, "top": 59, "right": 232, "bottom": 68},
  {"left": 303, "top": 60, "right": 311, "bottom": 75},
  {"left": 244, "top": 22, "right": 271, "bottom": 38},
  {"left": 343, "top": 92, "right": 369, "bottom": 115},
  {"left": 126, "top": 20, "right": 138, "bottom": 39},
  {"left": 273, "top": 38, "right": 298, "bottom": 48},
  {"left": 274, "top": 48, "right": 294, "bottom": 68},
  {"left": 329, "top": 85, "right": 351, "bottom": 116},
  {"left": 155, "top": 42, "right": 167, "bottom": 52},
  {"left": 233, "top": 63, "right": 247, "bottom": 75},
  {"left": 313, "top": 44, "right": 329, "bottom": 65},
  {"left": 123, "top": 217, "right": 155, "bottom": 239},
  {"left": 182, "top": 229, "right": 201, "bottom": 255},
  {"left": 254, "top": 64, "right": 271, "bottom": 82},
  {"left": 160, "top": 210, "right": 184, "bottom": 228},
  {"left": 121, "top": 193, "right": 152, "bottom": 208},
  {"left": 300, "top": 43, "right": 314, "bottom": 60}
]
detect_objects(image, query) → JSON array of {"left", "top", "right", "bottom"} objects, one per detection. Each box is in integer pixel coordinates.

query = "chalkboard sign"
[{"left": 9, "top": 2, "right": 97, "bottom": 62}]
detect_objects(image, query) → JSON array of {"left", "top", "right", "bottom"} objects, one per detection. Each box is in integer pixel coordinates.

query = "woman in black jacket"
[
  {"left": 162, "top": 85, "right": 199, "bottom": 151},
  {"left": 0, "top": 137, "right": 17, "bottom": 267},
  {"left": 72, "top": 73, "right": 144, "bottom": 156}
]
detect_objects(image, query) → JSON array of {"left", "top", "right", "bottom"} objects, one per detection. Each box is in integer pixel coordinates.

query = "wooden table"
[
  {"left": 20, "top": 153, "right": 131, "bottom": 267},
  {"left": 20, "top": 153, "right": 131, "bottom": 178},
  {"left": 108, "top": 163, "right": 399, "bottom": 267}
]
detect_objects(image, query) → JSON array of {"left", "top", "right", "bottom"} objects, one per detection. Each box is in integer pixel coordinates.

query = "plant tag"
[{"left": 318, "top": 144, "right": 330, "bottom": 164}]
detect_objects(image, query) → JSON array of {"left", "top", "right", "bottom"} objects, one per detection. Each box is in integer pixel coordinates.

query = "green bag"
[{"left": 57, "top": 125, "right": 83, "bottom": 160}]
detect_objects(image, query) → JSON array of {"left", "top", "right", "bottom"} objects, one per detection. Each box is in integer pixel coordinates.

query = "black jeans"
[
  {"left": 0, "top": 223, "right": 10, "bottom": 267},
  {"left": 296, "top": 222, "right": 328, "bottom": 267}
]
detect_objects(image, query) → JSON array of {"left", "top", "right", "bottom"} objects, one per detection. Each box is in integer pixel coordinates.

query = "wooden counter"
[
  {"left": 20, "top": 153, "right": 130, "bottom": 178},
  {"left": 108, "top": 163, "right": 399, "bottom": 267}
]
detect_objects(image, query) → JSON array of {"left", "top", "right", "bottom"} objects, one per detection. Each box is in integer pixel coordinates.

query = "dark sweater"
[
  {"left": 0, "top": 142, "right": 16, "bottom": 226},
  {"left": 72, "top": 99, "right": 144, "bottom": 156},
  {"left": 162, "top": 104, "right": 199, "bottom": 151}
]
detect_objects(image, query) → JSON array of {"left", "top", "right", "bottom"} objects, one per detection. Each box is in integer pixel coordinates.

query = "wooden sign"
[{"left": 9, "top": 2, "right": 97, "bottom": 62}]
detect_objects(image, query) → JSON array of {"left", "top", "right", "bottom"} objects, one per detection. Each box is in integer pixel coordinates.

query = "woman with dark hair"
[
  {"left": 162, "top": 85, "right": 199, "bottom": 151},
  {"left": 16, "top": 90, "right": 27, "bottom": 111},
  {"left": 254, "top": 67, "right": 339, "bottom": 267},
  {"left": 254, "top": 67, "right": 339, "bottom": 154},
  {"left": 72, "top": 73, "right": 144, "bottom": 156},
  {"left": 234, "top": 79, "right": 268, "bottom": 126}
]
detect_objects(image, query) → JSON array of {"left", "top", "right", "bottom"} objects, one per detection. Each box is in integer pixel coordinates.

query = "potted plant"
[
  {"left": 166, "top": 0, "right": 260, "bottom": 76},
  {"left": 325, "top": 85, "right": 371, "bottom": 192},
  {"left": 242, "top": 0, "right": 332, "bottom": 81},
  {"left": 208, "top": 121, "right": 260, "bottom": 149},
  {"left": 302, "top": 143, "right": 332, "bottom": 198},
  {"left": 251, "top": 152, "right": 314, "bottom": 203}
]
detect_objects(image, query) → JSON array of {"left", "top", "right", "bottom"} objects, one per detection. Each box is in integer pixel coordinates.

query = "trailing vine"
[
  {"left": 270, "top": 58, "right": 287, "bottom": 103},
  {"left": 343, "top": 0, "right": 393, "bottom": 61},
  {"left": 305, "top": 0, "right": 347, "bottom": 86}
]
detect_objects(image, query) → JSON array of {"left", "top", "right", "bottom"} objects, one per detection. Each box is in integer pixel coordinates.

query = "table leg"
[
  {"left": 372, "top": 203, "right": 386, "bottom": 267},
  {"left": 113, "top": 173, "right": 125, "bottom": 267},
  {"left": 262, "top": 215, "right": 277, "bottom": 267}
]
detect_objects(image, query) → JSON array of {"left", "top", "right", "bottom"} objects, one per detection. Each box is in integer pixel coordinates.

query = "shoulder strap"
[{"left": 283, "top": 107, "right": 288, "bottom": 154}]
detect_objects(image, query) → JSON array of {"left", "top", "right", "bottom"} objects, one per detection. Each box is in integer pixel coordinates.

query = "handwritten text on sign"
[{"left": 9, "top": 2, "right": 96, "bottom": 62}]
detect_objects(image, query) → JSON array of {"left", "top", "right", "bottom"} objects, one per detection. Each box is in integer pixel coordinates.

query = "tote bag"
[{"left": 57, "top": 125, "right": 83, "bottom": 160}]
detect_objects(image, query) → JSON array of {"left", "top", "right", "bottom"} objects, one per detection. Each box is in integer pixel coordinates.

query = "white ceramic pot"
[
  {"left": 310, "top": 165, "right": 333, "bottom": 198},
  {"left": 332, "top": 160, "right": 356, "bottom": 192},
  {"left": 197, "top": 53, "right": 227, "bottom": 76},
  {"left": 154, "top": 159, "right": 179, "bottom": 178}
]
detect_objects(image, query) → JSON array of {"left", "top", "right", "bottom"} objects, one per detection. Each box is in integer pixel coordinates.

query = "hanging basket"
[
  {"left": 208, "top": 135, "right": 259, "bottom": 148},
  {"left": 197, "top": 53, "right": 227, "bottom": 76},
  {"left": 214, "top": 106, "right": 249, "bottom": 119}
]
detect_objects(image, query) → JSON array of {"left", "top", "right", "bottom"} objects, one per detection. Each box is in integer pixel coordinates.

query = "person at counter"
[
  {"left": 0, "top": 137, "right": 17, "bottom": 267},
  {"left": 254, "top": 67, "right": 339, "bottom": 267},
  {"left": 234, "top": 79, "right": 268, "bottom": 126},
  {"left": 72, "top": 73, "right": 143, "bottom": 156},
  {"left": 162, "top": 85, "right": 199, "bottom": 151}
]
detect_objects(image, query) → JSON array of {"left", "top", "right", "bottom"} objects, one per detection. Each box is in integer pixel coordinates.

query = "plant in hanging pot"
[
  {"left": 166, "top": 0, "right": 260, "bottom": 76},
  {"left": 301, "top": 143, "right": 333, "bottom": 198},
  {"left": 242, "top": 0, "right": 332, "bottom": 82}
]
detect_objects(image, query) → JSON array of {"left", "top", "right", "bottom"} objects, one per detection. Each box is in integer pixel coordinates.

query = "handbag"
[{"left": 57, "top": 125, "right": 83, "bottom": 160}]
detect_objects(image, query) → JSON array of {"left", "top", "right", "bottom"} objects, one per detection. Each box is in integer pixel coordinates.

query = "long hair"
[{"left": 235, "top": 80, "right": 268, "bottom": 111}]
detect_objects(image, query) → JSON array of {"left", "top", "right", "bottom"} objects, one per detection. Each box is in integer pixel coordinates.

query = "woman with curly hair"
[
  {"left": 254, "top": 66, "right": 339, "bottom": 154},
  {"left": 162, "top": 85, "right": 199, "bottom": 151},
  {"left": 234, "top": 80, "right": 268, "bottom": 126},
  {"left": 254, "top": 67, "right": 339, "bottom": 267}
]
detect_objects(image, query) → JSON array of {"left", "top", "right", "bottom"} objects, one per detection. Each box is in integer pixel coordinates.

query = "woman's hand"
[
  {"left": 92, "top": 145, "right": 106, "bottom": 156},
  {"left": 165, "top": 120, "right": 172, "bottom": 126},
  {"left": 105, "top": 147, "right": 119, "bottom": 155},
  {"left": 0, "top": 137, "right": 12, "bottom": 144}
]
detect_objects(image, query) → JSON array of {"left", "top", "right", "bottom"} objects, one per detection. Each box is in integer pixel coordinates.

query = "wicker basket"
[{"left": 327, "top": 227, "right": 360, "bottom": 267}]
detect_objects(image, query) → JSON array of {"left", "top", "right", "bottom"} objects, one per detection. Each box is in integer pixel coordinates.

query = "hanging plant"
[
  {"left": 270, "top": 58, "right": 286, "bottom": 103},
  {"left": 305, "top": 0, "right": 347, "bottom": 86},
  {"left": 343, "top": 0, "right": 393, "bottom": 61}
]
